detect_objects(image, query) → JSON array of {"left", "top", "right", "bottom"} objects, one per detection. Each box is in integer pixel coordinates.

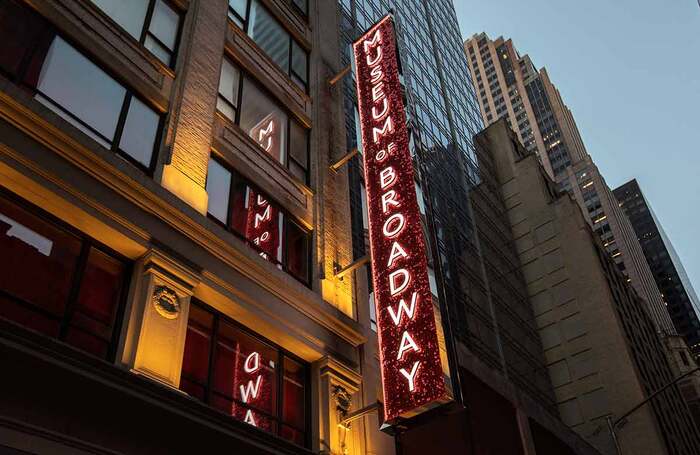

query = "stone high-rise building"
[
  {"left": 480, "top": 119, "right": 700, "bottom": 455},
  {"left": 464, "top": 33, "right": 676, "bottom": 336}
]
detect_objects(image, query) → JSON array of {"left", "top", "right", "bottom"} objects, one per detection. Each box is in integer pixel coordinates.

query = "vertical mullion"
[
  {"left": 235, "top": 70, "right": 244, "bottom": 125},
  {"left": 244, "top": 0, "right": 252, "bottom": 33},
  {"left": 141, "top": 0, "right": 157, "bottom": 44},
  {"left": 59, "top": 242, "right": 91, "bottom": 340},
  {"left": 113, "top": 93, "right": 133, "bottom": 153}
]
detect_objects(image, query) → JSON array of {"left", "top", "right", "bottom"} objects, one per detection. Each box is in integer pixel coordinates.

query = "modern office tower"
[
  {"left": 464, "top": 33, "right": 676, "bottom": 336},
  {"left": 339, "top": 1, "right": 599, "bottom": 454},
  {"left": 482, "top": 119, "right": 700, "bottom": 455},
  {"left": 0, "top": 0, "right": 389, "bottom": 454},
  {"left": 614, "top": 179, "right": 700, "bottom": 356}
]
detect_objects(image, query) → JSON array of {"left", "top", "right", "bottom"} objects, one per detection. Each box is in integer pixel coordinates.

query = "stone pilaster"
[
  {"left": 316, "top": 356, "right": 365, "bottom": 455},
  {"left": 119, "top": 248, "right": 200, "bottom": 388},
  {"left": 159, "top": 0, "right": 228, "bottom": 214}
]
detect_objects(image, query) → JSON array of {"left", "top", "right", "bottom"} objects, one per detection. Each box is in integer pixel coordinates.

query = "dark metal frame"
[
  {"left": 181, "top": 298, "right": 312, "bottom": 448},
  {"left": 138, "top": 0, "right": 184, "bottom": 69},
  {"left": 0, "top": 188, "right": 132, "bottom": 363}
]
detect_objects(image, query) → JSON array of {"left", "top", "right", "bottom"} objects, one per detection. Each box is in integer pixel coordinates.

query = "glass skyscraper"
[{"left": 615, "top": 179, "right": 700, "bottom": 357}]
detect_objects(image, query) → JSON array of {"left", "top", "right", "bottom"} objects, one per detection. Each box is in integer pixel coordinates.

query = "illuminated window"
[
  {"left": 217, "top": 58, "right": 309, "bottom": 183},
  {"left": 227, "top": 0, "right": 308, "bottom": 90},
  {"left": 205, "top": 158, "right": 311, "bottom": 285},
  {"left": 0, "top": 0, "right": 162, "bottom": 172},
  {"left": 0, "top": 192, "right": 129, "bottom": 360},
  {"left": 90, "top": 0, "right": 182, "bottom": 66},
  {"left": 180, "top": 301, "right": 309, "bottom": 446}
]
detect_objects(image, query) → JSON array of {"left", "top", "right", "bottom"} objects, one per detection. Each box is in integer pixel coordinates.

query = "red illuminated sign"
[{"left": 353, "top": 16, "right": 449, "bottom": 422}]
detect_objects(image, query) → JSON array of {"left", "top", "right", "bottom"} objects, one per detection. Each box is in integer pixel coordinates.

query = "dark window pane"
[
  {"left": 240, "top": 78, "right": 288, "bottom": 164},
  {"left": 248, "top": 1, "right": 290, "bottom": 72},
  {"left": 74, "top": 248, "right": 124, "bottom": 325},
  {"left": 0, "top": 294, "right": 60, "bottom": 337},
  {"left": 206, "top": 159, "right": 232, "bottom": 224},
  {"left": 90, "top": 0, "right": 149, "bottom": 39},
  {"left": 181, "top": 305, "right": 213, "bottom": 384},
  {"left": 0, "top": 0, "right": 51, "bottom": 79},
  {"left": 36, "top": 37, "right": 126, "bottom": 144},
  {"left": 64, "top": 326, "right": 109, "bottom": 358},
  {"left": 289, "top": 159, "right": 306, "bottom": 183},
  {"left": 119, "top": 97, "right": 159, "bottom": 167},
  {"left": 180, "top": 377, "right": 206, "bottom": 400},
  {"left": 289, "top": 121, "right": 308, "bottom": 171},
  {"left": 148, "top": 0, "right": 179, "bottom": 51},
  {"left": 0, "top": 197, "right": 81, "bottom": 326},
  {"left": 231, "top": 183, "right": 283, "bottom": 263},
  {"left": 286, "top": 221, "right": 309, "bottom": 282},
  {"left": 291, "top": 40, "right": 307, "bottom": 84},
  {"left": 283, "top": 357, "right": 305, "bottom": 429},
  {"left": 281, "top": 425, "right": 305, "bottom": 446}
]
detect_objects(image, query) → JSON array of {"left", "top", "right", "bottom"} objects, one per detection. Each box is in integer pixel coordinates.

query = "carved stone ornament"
[
  {"left": 332, "top": 385, "right": 352, "bottom": 418},
  {"left": 152, "top": 285, "right": 180, "bottom": 320}
]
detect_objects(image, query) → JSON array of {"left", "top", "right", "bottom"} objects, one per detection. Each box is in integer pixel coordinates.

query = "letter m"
[{"left": 363, "top": 29, "right": 382, "bottom": 53}]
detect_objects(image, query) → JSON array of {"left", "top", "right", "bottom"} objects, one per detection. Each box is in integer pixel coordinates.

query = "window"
[
  {"left": 180, "top": 301, "right": 309, "bottom": 446},
  {"left": 205, "top": 159, "right": 311, "bottom": 285},
  {"left": 227, "top": 0, "right": 308, "bottom": 90},
  {"left": 90, "top": 0, "right": 181, "bottom": 67},
  {"left": 0, "top": 0, "right": 162, "bottom": 172},
  {"left": 0, "top": 192, "right": 129, "bottom": 360},
  {"left": 217, "top": 59, "right": 309, "bottom": 183}
]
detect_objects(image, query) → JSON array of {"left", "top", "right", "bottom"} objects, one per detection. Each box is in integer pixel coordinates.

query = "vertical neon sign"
[{"left": 353, "top": 16, "right": 448, "bottom": 422}]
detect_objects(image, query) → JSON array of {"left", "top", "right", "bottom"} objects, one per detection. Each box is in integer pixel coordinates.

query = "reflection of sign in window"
[
  {"left": 239, "top": 351, "right": 263, "bottom": 426},
  {"left": 249, "top": 113, "right": 282, "bottom": 161},
  {"left": 244, "top": 188, "right": 280, "bottom": 262}
]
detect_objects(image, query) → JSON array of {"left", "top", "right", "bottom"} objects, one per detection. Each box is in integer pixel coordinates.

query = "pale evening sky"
[{"left": 454, "top": 0, "right": 700, "bottom": 295}]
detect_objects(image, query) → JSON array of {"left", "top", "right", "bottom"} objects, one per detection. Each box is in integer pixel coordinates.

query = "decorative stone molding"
[{"left": 152, "top": 285, "right": 181, "bottom": 320}]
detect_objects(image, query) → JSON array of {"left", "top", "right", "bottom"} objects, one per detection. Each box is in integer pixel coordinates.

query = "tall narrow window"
[
  {"left": 0, "top": 0, "right": 162, "bottom": 172},
  {"left": 90, "top": 0, "right": 182, "bottom": 67},
  {"left": 227, "top": 0, "right": 308, "bottom": 90}
]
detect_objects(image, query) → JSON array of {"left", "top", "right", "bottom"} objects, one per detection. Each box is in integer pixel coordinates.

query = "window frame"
[
  {"left": 0, "top": 7, "right": 164, "bottom": 175},
  {"left": 205, "top": 156, "right": 312, "bottom": 286},
  {"left": 0, "top": 188, "right": 132, "bottom": 362},
  {"left": 216, "top": 57, "right": 310, "bottom": 185},
  {"left": 181, "top": 299, "right": 312, "bottom": 447},
  {"left": 88, "top": 0, "right": 183, "bottom": 68},
  {"left": 227, "top": 0, "right": 309, "bottom": 91}
]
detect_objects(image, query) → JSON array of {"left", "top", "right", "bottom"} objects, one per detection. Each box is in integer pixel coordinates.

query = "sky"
[{"left": 454, "top": 0, "right": 700, "bottom": 295}]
